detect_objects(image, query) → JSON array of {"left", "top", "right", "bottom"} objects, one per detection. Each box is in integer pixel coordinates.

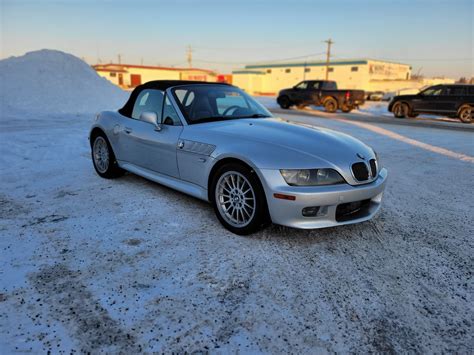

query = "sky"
[{"left": 1, "top": 0, "right": 473, "bottom": 78}]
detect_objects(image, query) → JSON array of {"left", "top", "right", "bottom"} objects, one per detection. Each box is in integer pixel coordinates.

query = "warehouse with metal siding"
[{"left": 232, "top": 59, "right": 413, "bottom": 95}]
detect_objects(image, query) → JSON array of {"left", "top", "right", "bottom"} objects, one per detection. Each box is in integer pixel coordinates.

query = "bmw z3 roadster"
[{"left": 90, "top": 80, "right": 387, "bottom": 235}]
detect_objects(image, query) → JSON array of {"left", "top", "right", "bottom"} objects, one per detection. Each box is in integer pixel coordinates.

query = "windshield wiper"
[
  {"left": 191, "top": 114, "right": 271, "bottom": 124},
  {"left": 191, "top": 116, "right": 229, "bottom": 124},
  {"left": 249, "top": 113, "right": 271, "bottom": 118},
  {"left": 233, "top": 113, "right": 271, "bottom": 119}
]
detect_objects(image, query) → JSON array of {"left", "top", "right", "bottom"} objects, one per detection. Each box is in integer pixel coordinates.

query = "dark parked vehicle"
[
  {"left": 388, "top": 84, "right": 474, "bottom": 123},
  {"left": 277, "top": 80, "right": 365, "bottom": 113}
]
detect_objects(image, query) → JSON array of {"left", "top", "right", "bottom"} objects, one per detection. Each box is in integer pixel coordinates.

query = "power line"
[
  {"left": 192, "top": 51, "right": 327, "bottom": 66},
  {"left": 331, "top": 53, "right": 473, "bottom": 62}
]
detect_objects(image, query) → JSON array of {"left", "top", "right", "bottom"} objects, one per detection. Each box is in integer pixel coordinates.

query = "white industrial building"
[{"left": 232, "top": 59, "right": 454, "bottom": 95}]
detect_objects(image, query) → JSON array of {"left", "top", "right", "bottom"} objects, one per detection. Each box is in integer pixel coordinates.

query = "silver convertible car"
[{"left": 90, "top": 81, "right": 387, "bottom": 235}]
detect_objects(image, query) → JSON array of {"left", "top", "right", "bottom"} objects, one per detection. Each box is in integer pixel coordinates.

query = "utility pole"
[
  {"left": 186, "top": 45, "right": 193, "bottom": 68},
  {"left": 324, "top": 38, "right": 334, "bottom": 80},
  {"left": 117, "top": 53, "right": 122, "bottom": 64}
]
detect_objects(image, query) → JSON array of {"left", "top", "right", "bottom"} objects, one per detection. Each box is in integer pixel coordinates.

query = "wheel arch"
[
  {"left": 89, "top": 126, "right": 107, "bottom": 147},
  {"left": 392, "top": 100, "right": 413, "bottom": 112},
  {"left": 457, "top": 103, "right": 472, "bottom": 114},
  {"left": 323, "top": 95, "right": 338, "bottom": 104},
  {"left": 207, "top": 156, "right": 265, "bottom": 202}
]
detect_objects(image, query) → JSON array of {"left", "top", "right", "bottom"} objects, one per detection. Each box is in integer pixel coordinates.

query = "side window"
[
  {"left": 295, "top": 82, "right": 308, "bottom": 90},
  {"left": 174, "top": 89, "right": 195, "bottom": 111},
  {"left": 421, "top": 87, "right": 443, "bottom": 96},
  {"left": 445, "top": 87, "right": 465, "bottom": 95},
  {"left": 162, "top": 96, "right": 182, "bottom": 126},
  {"left": 312, "top": 82, "right": 321, "bottom": 89},
  {"left": 131, "top": 89, "right": 164, "bottom": 121}
]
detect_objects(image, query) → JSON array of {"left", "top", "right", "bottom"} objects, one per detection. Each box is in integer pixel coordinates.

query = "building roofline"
[
  {"left": 244, "top": 58, "right": 409, "bottom": 69},
  {"left": 232, "top": 70, "right": 266, "bottom": 75},
  {"left": 94, "top": 68, "right": 128, "bottom": 73},
  {"left": 92, "top": 63, "right": 216, "bottom": 74}
]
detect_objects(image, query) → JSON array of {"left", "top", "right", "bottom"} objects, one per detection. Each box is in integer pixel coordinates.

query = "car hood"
[
  {"left": 182, "top": 118, "right": 375, "bottom": 172},
  {"left": 278, "top": 88, "right": 293, "bottom": 96}
]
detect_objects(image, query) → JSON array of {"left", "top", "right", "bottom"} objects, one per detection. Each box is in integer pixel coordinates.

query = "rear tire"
[
  {"left": 458, "top": 105, "right": 473, "bottom": 123},
  {"left": 392, "top": 102, "right": 409, "bottom": 118},
  {"left": 341, "top": 104, "right": 352, "bottom": 113},
  {"left": 277, "top": 96, "right": 291, "bottom": 109},
  {"left": 91, "top": 133, "right": 124, "bottom": 179},
  {"left": 210, "top": 163, "right": 269, "bottom": 235},
  {"left": 324, "top": 98, "right": 338, "bottom": 113}
]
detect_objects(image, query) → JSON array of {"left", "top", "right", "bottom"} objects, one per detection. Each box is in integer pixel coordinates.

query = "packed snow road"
[{"left": 1, "top": 111, "right": 472, "bottom": 353}]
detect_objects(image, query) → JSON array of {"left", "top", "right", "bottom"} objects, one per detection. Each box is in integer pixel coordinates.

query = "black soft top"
[{"left": 118, "top": 80, "right": 231, "bottom": 117}]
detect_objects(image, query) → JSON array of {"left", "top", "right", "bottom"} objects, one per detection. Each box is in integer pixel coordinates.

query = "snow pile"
[{"left": 0, "top": 49, "right": 127, "bottom": 117}]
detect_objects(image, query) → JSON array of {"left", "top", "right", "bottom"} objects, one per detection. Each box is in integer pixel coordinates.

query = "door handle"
[{"left": 124, "top": 127, "right": 133, "bottom": 134}]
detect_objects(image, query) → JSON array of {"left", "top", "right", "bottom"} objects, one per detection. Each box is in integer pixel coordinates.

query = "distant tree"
[
  {"left": 469, "top": 77, "right": 474, "bottom": 84},
  {"left": 457, "top": 77, "right": 468, "bottom": 83},
  {"left": 411, "top": 74, "right": 424, "bottom": 80}
]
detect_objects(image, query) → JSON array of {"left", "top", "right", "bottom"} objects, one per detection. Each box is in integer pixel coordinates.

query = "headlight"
[
  {"left": 280, "top": 169, "right": 345, "bottom": 186},
  {"left": 373, "top": 150, "right": 381, "bottom": 167}
]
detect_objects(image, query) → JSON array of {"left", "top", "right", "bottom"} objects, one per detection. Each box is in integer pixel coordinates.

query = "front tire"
[
  {"left": 458, "top": 105, "right": 473, "bottom": 123},
  {"left": 392, "top": 102, "right": 409, "bottom": 118},
  {"left": 210, "top": 163, "right": 269, "bottom": 235},
  {"left": 277, "top": 96, "right": 291, "bottom": 109},
  {"left": 91, "top": 133, "right": 124, "bottom": 179}
]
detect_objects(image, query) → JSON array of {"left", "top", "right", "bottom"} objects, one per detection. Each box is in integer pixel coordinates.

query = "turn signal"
[{"left": 273, "top": 193, "right": 296, "bottom": 201}]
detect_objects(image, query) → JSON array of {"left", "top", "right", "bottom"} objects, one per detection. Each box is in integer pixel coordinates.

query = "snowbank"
[{"left": 0, "top": 49, "right": 127, "bottom": 117}]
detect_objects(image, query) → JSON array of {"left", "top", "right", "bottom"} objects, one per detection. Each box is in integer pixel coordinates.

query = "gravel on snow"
[{"left": 0, "top": 111, "right": 472, "bottom": 353}]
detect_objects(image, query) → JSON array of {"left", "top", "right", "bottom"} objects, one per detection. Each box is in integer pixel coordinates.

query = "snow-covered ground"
[{"left": 1, "top": 51, "right": 473, "bottom": 353}]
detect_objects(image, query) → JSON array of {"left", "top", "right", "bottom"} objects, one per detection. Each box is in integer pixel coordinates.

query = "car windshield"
[{"left": 172, "top": 84, "right": 272, "bottom": 124}]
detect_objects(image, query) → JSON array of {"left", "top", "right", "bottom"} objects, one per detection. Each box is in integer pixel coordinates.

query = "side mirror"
[{"left": 139, "top": 111, "right": 162, "bottom": 131}]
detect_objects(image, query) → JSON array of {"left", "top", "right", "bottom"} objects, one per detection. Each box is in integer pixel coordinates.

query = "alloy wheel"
[
  {"left": 460, "top": 107, "right": 472, "bottom": 122},
  {"left": 215, "top": 171, "right": 256, "bottom": 228},
  {"left": 93, "top": 136, "right": 110, "bottom": 173}
]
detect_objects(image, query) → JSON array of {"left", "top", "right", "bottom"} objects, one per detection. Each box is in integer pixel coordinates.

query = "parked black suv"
[
  {"left": 388, "top": 84, "right": 474, "bottom": 123},
  {"left": 277, "top": 80, "right": 365, "bottom": 113}
]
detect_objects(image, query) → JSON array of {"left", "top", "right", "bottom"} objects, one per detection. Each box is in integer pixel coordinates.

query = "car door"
[
  {"left": 412, "top": 86, "right": 443, "bottom": 113},
  {"left": 308, "top": 81, "right": 324, "bottom": 105},
  {"left": 119, "top": 89, "right": 183, "bottom": 178},
  {"left": 437, "top": 86, "right": 465, "bottom": 114},
  {"left": 290, "top": 81, "right": 310, "bottom": 104}
]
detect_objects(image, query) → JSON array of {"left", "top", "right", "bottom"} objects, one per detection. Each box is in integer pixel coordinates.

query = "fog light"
[{"left": 302, "top": 206, "right": 320, "bottom": 217}]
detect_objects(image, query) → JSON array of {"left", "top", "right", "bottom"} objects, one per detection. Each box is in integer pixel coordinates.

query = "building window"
[
  {"left": 266, "top": 69, "right": 272, "bottom": 74},
  {"left": 351, "top": 66, "right": 358, "bottom": 72},
  {"left": 285, "top": 68, "right": 291, "bottom": 73},
  {"left": 110, "top": 72, "right": 117, "bottom": 77},
  {"left": 328, "top": 67, "right": 334, "bottom": 72},
  {"left": 304, "top": 68, "right": 311, "bottom": 73}
]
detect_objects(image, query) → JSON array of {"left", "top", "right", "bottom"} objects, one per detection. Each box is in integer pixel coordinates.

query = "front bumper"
[{"left": 258, "top": 168, "right": 388, "bottom": 229}]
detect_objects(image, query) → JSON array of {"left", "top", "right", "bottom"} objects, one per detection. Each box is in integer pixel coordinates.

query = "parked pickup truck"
[{"left": 277, "top": 80, "right": 365, "bottom": 113}]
